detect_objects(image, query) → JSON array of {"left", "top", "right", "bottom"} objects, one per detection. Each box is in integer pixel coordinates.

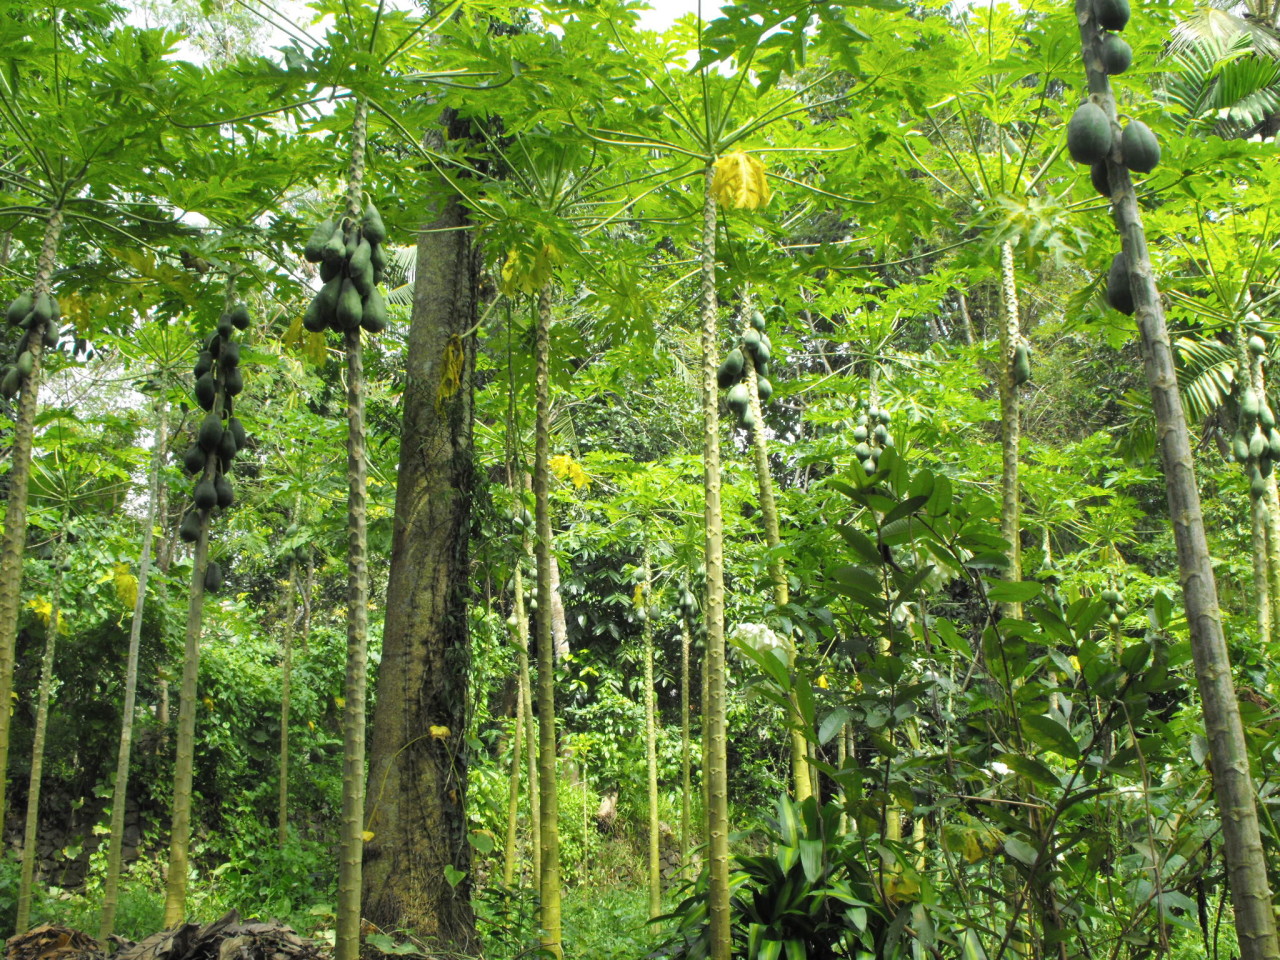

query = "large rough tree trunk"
[
  {"left": 699, "top": 166, "right": 731, "bottom": 960},
  {"left": 100, "top": 399, "right": 168, "bottom": 940},
  {"left": 532, "top": 283, "right": 563, "bottom": 957},
  {"left": 679, "top": 609, "right": 692, "bottom": 865},
  {"left": 278, "top": 556, "right": 298, "bottom": 847},
  {"left": 15, "top": 540, "right": 65, "bottom": 933},
  {"left": 1077, "top": 10, "right": 1280, "bottom": 958},
  {"left": 641, "top": 555, "right": 660, "bottom": 918},
  {"left": 362, "top": 188, "right": 477, "bottom": 950},
  {"left": 335, "top": 96, "right": 372, "bottom": 960},
  {"left": 0, "top": 208, "right": 64, "bottom": 823}
]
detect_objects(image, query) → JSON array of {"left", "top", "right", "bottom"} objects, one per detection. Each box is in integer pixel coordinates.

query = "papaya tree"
[{"left": 1072, "top": 2, "right": 1280, "bottom": 955}]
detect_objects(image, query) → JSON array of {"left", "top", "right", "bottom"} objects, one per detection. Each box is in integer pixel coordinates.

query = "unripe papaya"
[
  {"left": 17, "top": 351, "right": 33, "bottom": 378},
  {"left": 1013, "top": 343, "right": 1031, "bottom": 385},
  {"left": 749, "top": 309, "right": 766, "bottom": 332},
  {"left": 6, "top": 292, "right": 31, "bottom": 327},
  {"left": 1106, "top": 252, "right": 1135, "bottom": 315},
  {"left": 221, "top": 341, "right": 240, "bottom": 368},
  {"left": 1233, "top": 431, "right": 1251, "bottom": 462},
  {"left": 862, "top": 457, "right": 878, "bottom": 475},
  {"left": 183, "top": 445, "right": 206, "bottom": 475},
  {"left": 349, "top": 239, "right": 372, "bottom": 279},
  {"left": 370, "top": 243, "right": 387, "bottom": 285},
  {"left": 321, "top": 223, "right": 347, "bottom": 266},
  {"left": 180, "top": 510, "right": 203, "bottom": 543},
  {"left": 229, "top": 303, "right": 251, "bottom": 330},
  {"left": 194, "top": 474, "right": 217, "bottom": 510},
  {"left": 727, "top": 383, "right": 750, "bottom": 414},
  {"left": 1100, "top": 34, "right": 1132, "bottom": 74},
  {"left": 362, "top": 202, "right": 388, "bottom": 245},
  {"left": 217, "top": 314, "right": 234, "bottom": 339},
  {"left": 1094, "top": 0, "right": 1130, "bottom": 30},
  {"left": 215, "top": 473, "right": 234, "bottom": 509},
  {"left": 361, "top": 286, "right": 388, "bottom": 334},
  {"left": 206, "top": 333, "right": 222, "bottom": 358},
  {"left": 1270, "top": 427, "right": 1280, "bottom": 460},
  {"left": 303, "top": 296, "right": 327, "bottom": 333},
  {"left": 874, "top": 423, "right": 890, "bottom": 445},
  {"left": 204, "top": 561, "right": 223, "bottom": 593},
  {"left": 1242, "top": 387, "right": 1262, "bottom": 421},
  {"left": 2, "top": 366, "right": 20, "bottom": 398},
  {"left": 32, "top": 292, "right": 53, "bottom": 325},
  {"left": 198, "top": 412, "right": 224, "bottom": 451},
  {"left": 854, "top": 442, "right": 872, "bottom": 460},
  {"left": 228, "top": 416, "right": 247, "bottom": 450},
  {"left": 336, "top": 278, "right": 362, "bottom": 331},
  {"left": 217, "top": 429, "right": 237, "bottom": 466},
  {"left": 194, "top": 350, "right": 213, "bottom": 379},
  {"left": 1120, "top": 121, "right": 1160, "bottom": 173},
  {"left": 319, "top": 259, "right": 342, "bottom": 283},
  {"left": 757, "top": 376, "right": 773, "bottom": 403},
  {"left": 1090, "top": 161, "right": 1111, "bottom": 198},
  {"left": 717, "top": 348, "right": 745, "bottom": 389},
  {"left": 1249, "top": 335, "right": 1266, "bottom": 356},
  {"left": 1250, "top": 426, "right": 1266, "bottom": 460},
  {"left": 1067, "top": 102, "right": 1112, "bottom": 165},
  {"left": 305, "top": 220, "right": 336, "bottom": 263},
  {"left": 743, "top": 328, "right": 761, "bottom": 352},
  {"left": 853, "top": 425, "right": 869, "bottom": 442},
  {"left": 1252, "top": 466, "right": 1267, "bottom": 498},
  {"left": 224, "top": 366, "right": 244, "bottom": 397},
  {"left": 195, "top": 372, "right": 215, "bottom": 411}
]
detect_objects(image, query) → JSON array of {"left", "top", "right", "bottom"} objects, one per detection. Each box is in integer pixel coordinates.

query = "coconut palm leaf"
[{"left": 1164, "top": 33, "right": 1280, "bottom": 135}]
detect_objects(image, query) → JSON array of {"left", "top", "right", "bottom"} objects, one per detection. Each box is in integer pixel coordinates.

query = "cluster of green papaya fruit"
[
  {"left": 678, "top": 585, "right": 699, "bottom": 622},
  {"left": 1066, "top": 0, "right": 1160, "bottom": 199},
  {"left": 302, "top": 201, "right": 389, "bottom": 335},
  {"left": 281, "top": 524, "right": 308, "bottom": 565},
  {"left": 854, "top": 407, "right": 894, "bottom": 475},
  {"left": 178, "top": 303, "right": 252, "bottom": 594},
  {"left": 718, "top": 309, "right": 774, "bottom": 429},
  {"left": 1, "top": 288, "right": 61, "bottom": 399},
  {"left": 1227, "top": 337, "right": 1280, "bottom": 499},
  {"left": 1100, "top": 587, "right": 1129, "bottom": 627}
]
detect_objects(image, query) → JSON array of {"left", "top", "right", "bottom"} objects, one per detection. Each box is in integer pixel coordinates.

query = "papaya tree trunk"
[
  {"left": 997, "top": 241, "right": 1023, "bottom": 617},
  {"left": 1242, "top": 335, "right": 1273, "bottom": 645},
  {"left": 1077, "top": 13, "right": 1280, "bottom": 958},
  {"left": 1249, "top": 350, "right": 1280, "bottom": 628},
  {"left": 100, "top": 399, "right": 167, "bottom": 940},
  {"left": 679, "top": 610, "right": 692, "bottom": 865},
  {"left": 533, "top": 282, "right": 563, "bottom": 957},
  {"left": 14, "top": 539, "right": 65, "bottom": 933},
  {"left": 642, "top": 554, "right": 660, "bottom": 918},
  {"left": 502, "top": 660, "right": 524, "bottom": 887},
  {"left": 278, "top": 556, "right": 298, "bottom": 847},
  {"left": 0, "top": 207, "right": 64, "bottom": 823},
  {"left": 518, "top": 565, "right": 540, "bottom": 887},
  {"left": 362, "top": 177, "right": 477, "bottom": 948},
  {"left": 740, "top": 302, "right": 810, "bottom": 802},
  {"left": 335, "top": 95, "right": 373, "bottom": 960},
  {"left": 699, "top": 165, "right": 731, "bottom": 960},
  {"left": 162, "top": 508, "right": 212, "bottom": 925}
]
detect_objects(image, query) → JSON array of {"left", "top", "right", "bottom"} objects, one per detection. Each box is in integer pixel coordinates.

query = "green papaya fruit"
[
  {"left": 319, "top": 258, "right": 342, "bottom": 283},
  {"left": 877, "top": 409, "right": 891, "bottom": 424},
  {"left": 32, "top": 292, "right": 53, "bottom": 325},
  {"left": 305, "top": 220, "right": 336, "bottom": 263},
  {"left": 6, "top": 292, "right": 31, "bottom": 327},
  {"left": 198, "top": 411, "right": 224, "bottom": 452},
  {"left": 727, "top": 383, "right": 750, "bottom": 414},
  {"left": 183, "top": 444, "right": 206, "bottom": 475},
  {"left": 756, "top": 376, "right": 773, "bottom": 403},
  {"left": 220, "top": 342, "right": 240, "bottom": 369},
  {"left": 349, "top": 238, "right": 372, "bottom": 278},
  {"left": 204, "top": 561, "right": 223, "bottom": 593},
  {"left": 1242, "top": 387, "right": 1262, "bottom": 421},
  {"left": 194, "top": 351, "right": 213, "bottom": 379},
  {"left": 1100, "top": 33, "right": 1131, "bottom": 74},
  {"left": 1120, "top": 121, "right": 1160, "bottom": 174},
  {"left": 1101, "top": 588, "right": 1121, "bottom": 604},
  {"left": 749, "top": 309, "right": 766, "bottom": 332},
  {"left": 1090, "top": 161, "right": 1111, "bottom": 198},
  {"left": 321, "top": 274, "right": 349, "bottom": 317},
  {"left": 361, "top": 286, "right": 388, "bottom": 334},
  {"left": 1262, "top": 402, "right": 1276, "bottom": 429},
  {"left": 194, "top": 474, "right": 217, "bottom": 510},
  {"left": 717, "top": 348, "right": 745, "bottom": 389},
  {"left": 1252, "top": 466, "right": 1267, "bottom": 498},
  {"left": 218, "top": 427, "right": 238, "bottom": 464},
  {"left": 229, "top": 303, "right": 251, "bottom": 330},
  {"left": 362, "top": 202, "right": 388, "bottom": 245},
  {"left": 757, "top": 360, "right": 770, "bottom": 379},
  {"left": 1106, "top": 252, "right": 1135, "bottom": 315},
  {"left": 874, "top": 423, "right": 889, "bottom": 445},
  {"left": 853, "top": 425, "right": 868, "bottom": 442},
  {"left": 303, "top": 295, "right": 328, "bottom": 333},
  {"left": 370, "top": 242, "right": 387, "bottom": 285},
  {"left": 740, "top": 408, "right": 756, "bottom": 430},
  {"left": 206, "top": 333, "right": 222, "bottom": 358},
  {"left": 1013, "top": 343, "right": 1031, "bottom": 385},
  {"left": 1270, "top": 428, "right": 1280, "bottom": 459},
  {"left": 743, "top": 328, "right": 761, "bottom": 352},
  {"left": 1251, "top": 426, "right": 1266, "bottom": 460},
  {"left": 1234, "top": 431, "right": 1251, "bottom": 462},
  {"left": 42, "top": 325, "right": 56, "bottom": 348},
  {"left": 1067, "top": 102, "right": 1112, "bottom": 165},
  {"left": 1249, "top": 335, "right": 1267, "bottom": 356},
  {"left": 224, "top": 365, "right": 244, "bottom": 397},
  {"left": 1094, "top": 0, "right": 1130, "bottom": 30},
  {"left": 2, "top": 366, "right": 21, "bottom": 398},
  {"left": 854, "top": 442, "right": 872, "bottom": 460},
  {"left": 321, "top": 223, "right": 347, "bottom": 266},
  {"left": 17, "top": 351, "right": 33, "bottom": 377},
  {"left": 228, "top": 417, "right": 247, "bottom": 450},
  {"left": 195, "top": 372, "right": 216, "bottom": 411},
  {"left": 344, "top": 222, "right": 360, "bottom": 261},
  {"left": 336, "top": 278, "right": 363, "bottom": 331},
  {"left": 862, "top": 457, "right": 878, "bottom": 475},
  {"left": 753, "top": 339, "right": 772, "bottom": 365},
  {"left": 217, "top": 314, "right": 234, "bottom": 339},
  {"left": 215, "top": 473, "right": 234, "bottom": 509},
  {"left": 180, "top": 510, "right": 203, "bottom": 543},
  {"left": 1263, "top": 454, "right": 1274, "bottom": 479}
]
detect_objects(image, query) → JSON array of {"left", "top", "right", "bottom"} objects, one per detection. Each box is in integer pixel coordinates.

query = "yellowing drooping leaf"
[
  {"left": 549, "top": 454, "right": 590, "bottom": 489},
  {"left": 815, "top": 674, "right": 829, "bottom": 689},
  {"left": 27, "top": 597, "right": 52, "bottom": 627},
  {"left": 499, "top": 243, "right": 562, "bottom": 297},
  {"left": 202, "top": 696, "right": 215, "bottom": 710},
  {"left": 711, "top": 152, "right": 773, "bottom": 210},
  {"left": 429, "top": 724, "right": 451, "bottom": 740},
  {"left": 942, "top": 820, "right": 1004, "bottom": 864},
  {"left": 436, "top": 334, "right": 465, "bottom": 409},
  {"left": 114, "top": 562, "right": 138, "bottom": 612},
  {"left": 362, "top": 830, "right": 376, "bottom": 842},
  {"left": 334, "top": 696, "right": 346, "bottom": 709},
  {"left": 632, "top": 583, "right": 645, "bottom": 609}
]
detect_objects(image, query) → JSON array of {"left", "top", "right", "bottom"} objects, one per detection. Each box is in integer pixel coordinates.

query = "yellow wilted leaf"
[
  {"left": 815, "top": 675, "right": 829, "bottom": 689},
  {"left": 334, "top": 696, "right": 346, "bottom": 709},
  {"left": 942, "top": 820, "right": 1004, "bottom": 864},
  {"left": 436, "top": 334, "right": 465, "bottom": 409},
  {"left": 115, "top": 562, "right": 138, "bottom": 612},
  {"left": 429, "top": 724, "right": 451, "bottom": 740},
  {"left": 711, "top": 152, "right": 772, "bottom": 210},
  {"left": 202, "top": 697, "right": 215, "bottom": 710},
  {"left": 307, "top": 720, "right": 316, "bottom": 732},
  {"left": 362, "top": 830, "right": 375, "bottom": 842},
  {"left": 632, "top": 583, "right": 645, "bottom": 609},
  {"left": 882, "top": 872, "right": 921, "bottom": 903},
  {"left": 500, "top": 243, "right": 561, "bottom": 297},
  {"left": 549, "top": 454, "right": 590, "bottom": 489},
  {"left": 27, "top": 597, "right": 52, "bottom": 626}
]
